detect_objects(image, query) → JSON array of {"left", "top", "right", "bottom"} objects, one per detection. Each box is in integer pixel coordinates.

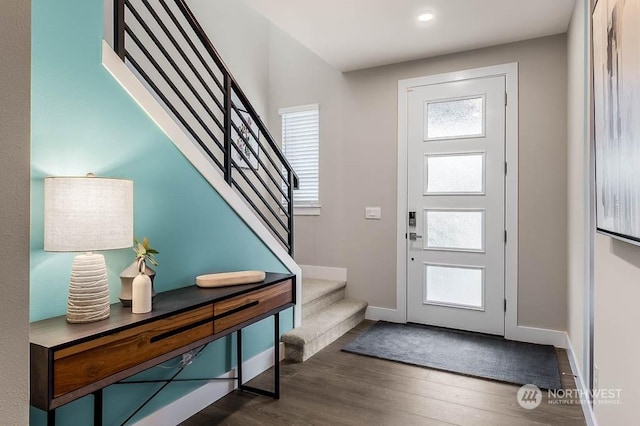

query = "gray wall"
[
  {"left": 268, "top": 25, "right": 347, "bottom": 269},
  {"left": 0, "top": 0, "right": 30, "bottom": 423},
  {"left": 188, "top": 0, "right": 270, "bottom": 117},
  {"left": 593, "top": 236, "right": 640, "bottom": 423},
  {"left": 270, "top": 33, "right": 569, "bottom": 330},
  {"left": 566, "top": 0, "right": 588, "bottom": 377}
]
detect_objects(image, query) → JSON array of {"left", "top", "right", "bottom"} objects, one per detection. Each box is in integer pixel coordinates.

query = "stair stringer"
[{"left": 101, "top": 41, "right": 302, "bottom": 327}]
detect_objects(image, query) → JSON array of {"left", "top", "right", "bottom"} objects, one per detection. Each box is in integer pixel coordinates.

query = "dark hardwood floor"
[{"left": 182, "top": 321, "right": 586, "bottom": 426}]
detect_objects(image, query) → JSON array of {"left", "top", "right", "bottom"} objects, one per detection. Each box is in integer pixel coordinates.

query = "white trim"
[
  {"left": 101, "top": 41, "right": 302, "bottom": 327},
  {"left": 278, "top": 103, "right": 319, "bottom": 115},
  {"left": 279, "top": 205, "right": 321, "bottom": 216},
  {"left": 294, "top": 205, "right": 321, "bottom": 216},
  {"left": 502, "top": 65, "right": 520, "bottom": 342},
  {"left": 566, "top": 333, "right": 598, "bottom": 426},
  {"left": 396, "top": 76, "right": 409, "bottom": 323},
  {"left": 103, "top": 0, "right": 114, "bottom": 48},
  {"left": 507, "top": 325, "right": 567, "bottom": 348},
  {"left": 300, "top": 265, "right": 347, "bottom": 282},
  {"left": 397, "top": 63, "right": 519, "bottom": 335},
  {"left": 365, "top": 306, "right": 405, "bottom": 323},
  {"left": 134, "top": 346, "right": 277, "bottom": 425}
]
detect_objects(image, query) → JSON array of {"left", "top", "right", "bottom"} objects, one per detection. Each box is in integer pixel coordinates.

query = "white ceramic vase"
[
  {"left": 132, "top": 259, "right": 153, "bottom": 314},
  {"left": 119, "top": 259, "right": 156, "bottom": 306}
]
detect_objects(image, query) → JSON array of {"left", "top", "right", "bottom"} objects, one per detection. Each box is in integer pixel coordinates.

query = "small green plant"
[{"left": 133, "top": 237, "right": 159, "bottom": 266}]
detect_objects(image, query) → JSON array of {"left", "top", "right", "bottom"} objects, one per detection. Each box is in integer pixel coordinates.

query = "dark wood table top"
[{"left": 30, "top": 272, "right": 294, "bottom": 350}]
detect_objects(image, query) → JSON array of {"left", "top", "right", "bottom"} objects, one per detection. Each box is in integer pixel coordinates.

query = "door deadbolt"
[{"left": 409, "top": 211, "right": 416, "bottom": 227}]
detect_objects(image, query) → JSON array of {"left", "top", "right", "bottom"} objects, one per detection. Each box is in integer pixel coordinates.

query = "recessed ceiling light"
[{"left": 417, "top": 13, "right": 435, "bottom": 22}]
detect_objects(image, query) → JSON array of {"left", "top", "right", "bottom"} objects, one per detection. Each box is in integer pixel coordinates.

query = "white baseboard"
[
  {"left": 365, "top": 306, "right": 404, "bottom": 323},
  {"left": 506, "top": 325, "right": 567, "bottom": 348},
  {"left": 566, "top": 335, "right": 598, "bottom": 426},
  {"left": 134, "top": 346, "right": 277, "bottom": 425},
  {"left": 300, "top": 265, "right": 347, "bottom": 282}
]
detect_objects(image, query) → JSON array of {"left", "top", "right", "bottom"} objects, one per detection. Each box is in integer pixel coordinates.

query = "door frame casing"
[{"left": 396, "top": 63, "right": 520, "bottom": 340}]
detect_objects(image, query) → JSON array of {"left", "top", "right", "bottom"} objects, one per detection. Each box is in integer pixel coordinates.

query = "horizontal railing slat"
[
  {"left": 125, "top": 51, "right": 225, "bottom": 173},
  {"left": 125, "top": 24, "right": 224, "bottom": 153},
  {"left": 130, "top": 0, "right": 225, "bottom": 133},
  {"left": 157, "top": 0, "right": 225, "bottom": 94}
]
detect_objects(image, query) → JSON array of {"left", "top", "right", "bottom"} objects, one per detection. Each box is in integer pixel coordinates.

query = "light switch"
[{"left": 365, "top": 207, "right": 381, "bottom": 220}]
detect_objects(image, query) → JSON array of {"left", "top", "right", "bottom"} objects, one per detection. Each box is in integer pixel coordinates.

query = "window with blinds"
[{"left": 280, "top": 104, "right": 320, "bottom": 210}]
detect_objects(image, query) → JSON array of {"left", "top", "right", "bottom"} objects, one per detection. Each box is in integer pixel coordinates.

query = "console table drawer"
[
  {"left": 53, "top": 305, "right": 214, "bottom": 397},
  {"left": 214, "top": 280, "right": 293, "bottom": 332}
]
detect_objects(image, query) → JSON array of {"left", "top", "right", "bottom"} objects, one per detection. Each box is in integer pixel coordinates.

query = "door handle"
[{"left": 409, "top": 233, "right": 422, "bottom": 241}]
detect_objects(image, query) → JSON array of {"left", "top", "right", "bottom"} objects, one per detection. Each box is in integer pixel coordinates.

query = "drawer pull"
[
  {"left": 213, "top": 281, "right": 292, "bottom": 333},
  {"left": 214, "top": 300, "right": 259, "bottom": 321},
  {"left": 150, "top": 317, "right": 213, "bottom": 343}
]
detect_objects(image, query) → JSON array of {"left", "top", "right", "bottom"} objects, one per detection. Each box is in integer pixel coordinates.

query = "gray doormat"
[{"left": 342, "top": 321, "right": 562, "bottom": 390}]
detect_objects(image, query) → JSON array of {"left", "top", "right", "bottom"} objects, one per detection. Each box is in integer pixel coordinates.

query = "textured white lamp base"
[{"left": 67, "top": 253, "right": 111, "bottom": 323}]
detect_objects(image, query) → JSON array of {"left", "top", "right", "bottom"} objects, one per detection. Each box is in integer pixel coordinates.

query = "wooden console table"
[{"left": 30, "top": 272, "right": 295, "bottom": 425}]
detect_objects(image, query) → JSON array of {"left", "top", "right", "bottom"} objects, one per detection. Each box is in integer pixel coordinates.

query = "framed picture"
[
  {"left": 232, "top": 110, "right": 259, "bottom": 170},
  {"left": 593, "top": 0, "right": 640, "bottom": 244}
]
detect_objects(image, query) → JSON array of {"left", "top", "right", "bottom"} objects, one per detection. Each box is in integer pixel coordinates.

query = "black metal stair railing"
[{"left": 114, "top": 0, "right": 299, "bottom": 255}]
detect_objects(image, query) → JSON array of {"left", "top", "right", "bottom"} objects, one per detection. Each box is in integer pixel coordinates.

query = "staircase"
[
  {"left": 282, "top": 274, "right": 368, "bottom": 362},
  {"left": 107, "top": 0, "right": 303, "bottom": 324}
]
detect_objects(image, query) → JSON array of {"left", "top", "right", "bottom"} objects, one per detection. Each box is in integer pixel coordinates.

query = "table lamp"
[{"left": 44, "top": 174, "right": 133, "bottom": 323}]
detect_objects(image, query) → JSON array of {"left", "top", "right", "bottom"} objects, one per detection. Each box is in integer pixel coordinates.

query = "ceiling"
[{"left": 243, "top": 0, "right": 576, "bottom": 72}]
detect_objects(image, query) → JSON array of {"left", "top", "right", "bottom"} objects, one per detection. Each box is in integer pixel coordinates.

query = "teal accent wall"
[{"left": 30, "top": 0, "right": 292, "bottom": 424}]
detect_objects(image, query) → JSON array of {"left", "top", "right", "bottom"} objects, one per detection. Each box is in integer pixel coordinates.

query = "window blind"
[{"left": 280, "top": 105, "right": 319, "bottom": 206}]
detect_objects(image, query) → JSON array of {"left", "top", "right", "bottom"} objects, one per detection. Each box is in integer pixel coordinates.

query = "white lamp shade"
[{"left": 44, "top": 176, "right": 134, "bottom": 252}]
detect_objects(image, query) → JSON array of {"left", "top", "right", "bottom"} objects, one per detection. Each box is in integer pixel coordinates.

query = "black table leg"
[
  {"left": 47, "top": 409, "right": 55, "bottom": 426},
  {"left": 237, "top": 327, "right": 243, "bottom": 386},
  {"left": 274, "top": 312, "right": 280, "bottom": 399},
  {"left": 236, "top": 312, "right": 280, "bottom": 399},
  {"left": 94, "top": 389, "right": 103, "bottom": 426},
  {"left": 45, "top": 390, "right": 101, "bottom": 426}
]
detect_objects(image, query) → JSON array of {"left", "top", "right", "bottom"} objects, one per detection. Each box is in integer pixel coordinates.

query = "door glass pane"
[
  {"left": 425, "top": 264, "right": 484, "bottom": 309},
  {"left": 425, "top": 210, "right": 484, "bottom": 251},
  {"left": 426, "top": 97, "right": 484, "bottom": 139},
  {"left": 425, "top": 153, "right": 484, "bottom": 194}
]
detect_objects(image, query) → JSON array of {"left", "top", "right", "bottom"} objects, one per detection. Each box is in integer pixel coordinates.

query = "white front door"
[{"left": 406, "top": 76, "right": 506, "bottom": 336}]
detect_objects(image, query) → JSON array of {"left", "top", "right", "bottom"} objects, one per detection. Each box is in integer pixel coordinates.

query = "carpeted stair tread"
[
  {"left": 282, "top": 298, "right": 367, "bottom": 346},
  {"left": 302, "top": 278, "right": 347, "bottom": 305},
  {"left": 302, "top": 278, "right": 347, "bottom": 319}
]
